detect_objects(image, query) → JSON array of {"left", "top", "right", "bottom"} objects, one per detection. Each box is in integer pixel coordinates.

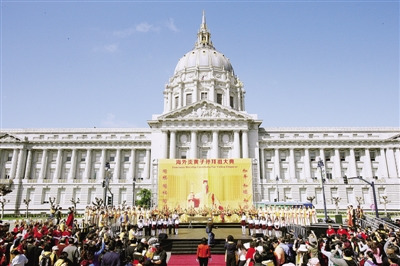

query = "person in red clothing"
[
  {"left": 245, "top": 241, "right": 257, "bottom": 266},
  {"left": 326, "top": 224, "right": 336, "bottom": 237},
  {"left": 337, "top": 224, "right": 350, "bottom": 238},
  {"left": 196, "top": 237, "right": 211, "bottom": 266}
]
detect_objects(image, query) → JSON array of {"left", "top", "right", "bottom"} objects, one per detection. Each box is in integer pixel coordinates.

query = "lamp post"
[
  {"left": 343, "top": 176, "right": 379, "bottom": 218},
  {"left": 0, "top": 196, "right": 9, "bottom": 219},
  {"left": 71, "top": 198, "right": 80, "bottom": 215},
  {"left": 103, "top": 162, "right": 111, "bottom": 207},
  {"left": 23, "top": 198, "right": 31, "bottom": 219},
  {"left": 275, "top": 175, "right": 279, "bottom": 202},
  {"left": 332, "top": 197, "right": 341, "bottom": 215},
  {"left": 133, "top": 178, "right": 136, "bottom": 206},
  {"left": 317, "top": 158, "right": 328, "bottom": 222},
  {"left": 381, "top": 194, "right": 390, "bottom": 217}
]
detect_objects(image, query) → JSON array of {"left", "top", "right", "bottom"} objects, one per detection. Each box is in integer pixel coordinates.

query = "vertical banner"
[{"left": 158, "top": 159, "right": 252, "bottom": 210}]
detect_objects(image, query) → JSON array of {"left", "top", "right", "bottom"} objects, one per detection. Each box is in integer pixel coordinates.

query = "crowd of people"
[
  {"left": 196, "top": 223, "right": 400, "bottom": 266},
  {"left": 0, "top": 202, "right": 398, "bottom": 266}
]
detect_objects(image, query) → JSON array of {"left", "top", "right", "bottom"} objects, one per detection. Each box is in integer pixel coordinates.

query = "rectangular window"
[
  {"left": 299, "top": 188, "right": 307, "bottom": 202},
  {"left": 310, "top": 151, "right": 316, "bottom": 161},
  {"left": 325, "top": 151, "right": 331, "bottom": 161},
  {"left": 294, "top": 151, "right": 301, "bottom": 162},
  {"left": 216, "top": 93, "right": 223, "bottom": 104},
  {"left": 370, "top": 151, "right": 376, "bottom": 161},
  {"left": 201, "top": 92, "right": 207, "bottom": 100},
  {"left": 175, "top": 96, "right": 179, "bottom": 108},
  {"left": 124, "top": 156, "right": 130, "bottom": 162},
  {"left": 230, "top": 96, "right": 234, "bottom": 108},
  {"left": 355, "top": 151, "right": 361, "bottom": 161},
  {"left": 109, "top": 156, "right": 115, "bottom": 162},
  {"left": 280, "top": 151, "right": 287, "bottom": 162},
  {"left": 340, "top": 151, "right": 346, "bottom": 162},
  {"left": 66, "top": 155, "right": 71, "bottom": 162},
  {"left": 346, "top": 188, "right": 355, "bottom": 203},
  {"left": 186, "top": 93, "right": 192, "bottom": 105},
  {"left": 180, "top": 151, "right": 187, "bottom": 159},
  {"left": 265, "top": 151, "right": 272, "bottom": 162}
]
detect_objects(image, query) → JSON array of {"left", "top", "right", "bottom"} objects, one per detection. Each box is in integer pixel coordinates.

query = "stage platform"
[{"left": 156, "top": 222, "right": 333, "bottom": 254}]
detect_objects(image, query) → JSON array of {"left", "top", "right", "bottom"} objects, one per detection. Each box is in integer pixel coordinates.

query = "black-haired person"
[
  {"left": 101, "top": 240, "right": 120, "bottom": 266},
  {"left": 11, "top": 249, "right": 28, "bottom": 266},
  {"left": 151, "top": 243, "right": 167, "bottom": 266},
  {"left": 224, "top": 235, "right": 236, "bottom": 266},
  {"left": 196, "top": 237, "right": 211, "bottom": 266}
]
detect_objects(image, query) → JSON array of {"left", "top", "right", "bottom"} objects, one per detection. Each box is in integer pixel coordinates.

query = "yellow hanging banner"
[{"left": 158, "top": 159, "right": 252, "bottom": 210}]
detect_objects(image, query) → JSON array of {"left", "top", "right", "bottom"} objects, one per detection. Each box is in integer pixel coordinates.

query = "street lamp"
[
  {"left": 0, "top": 196, "right": 9, "bottom": 219},
  {"left": 133, "top": 178, "right": 136, "bottom": 206},
  {"left": 317, "top": 158, "right": 328, "bottom": 222},
  {"left": 275, "top": 175, "right": 279, "bottom": 202},
  {"left": 103, "top": 162, "right": 112, "bottom": 207},
  {"left": 381, "top": 194, "right": 390, "bottom": 217},
  {"left": 23, "top": 198, "right": 31, "bottom": 219},
  {"left": 71, "top": 198, "right": 80, "bottom": 215},
  {"left": 343, "top": 175, "right": 379, "bottom": 218}
]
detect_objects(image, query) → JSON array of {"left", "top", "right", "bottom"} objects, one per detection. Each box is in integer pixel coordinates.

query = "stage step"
[{"left": 162, "top": 238, "right": 245, "bottom": 254}]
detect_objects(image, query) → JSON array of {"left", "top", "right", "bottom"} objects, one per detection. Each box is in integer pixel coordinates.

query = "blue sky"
[{"left": 1, "top": 1, "right": 399, "bottom": 129}]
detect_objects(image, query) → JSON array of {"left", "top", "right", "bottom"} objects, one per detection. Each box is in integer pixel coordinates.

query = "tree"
[{"left": 136, "top": 189, "right": 152, "bottom": 208}]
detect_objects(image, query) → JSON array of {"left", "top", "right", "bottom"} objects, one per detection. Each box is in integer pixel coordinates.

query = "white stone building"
[{"left": 1, "top": 13, "right": 399, "bottom": 215}]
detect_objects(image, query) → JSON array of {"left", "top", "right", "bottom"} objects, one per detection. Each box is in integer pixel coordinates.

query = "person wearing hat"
[
  {"left": 295, "top": 244, "right": 309, "bottom": 265},
  {"left": 196, "top": 237, "right": 211, "bottom": 266},
  {"left": 151, "top": 243, "right": 167, "bottom": 266}
]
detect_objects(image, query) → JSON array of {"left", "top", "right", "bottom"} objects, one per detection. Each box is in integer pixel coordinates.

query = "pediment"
[
  {"left": 0, "top": 133, "right": 22, "bottom": 143},
  {"left": 159, "top": 100, "right": 252, "bottom": 121}
]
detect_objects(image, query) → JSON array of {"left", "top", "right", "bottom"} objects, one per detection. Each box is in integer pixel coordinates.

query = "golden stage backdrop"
[{"left": 158, "top": 159, "right": 252, "bottom": 210}]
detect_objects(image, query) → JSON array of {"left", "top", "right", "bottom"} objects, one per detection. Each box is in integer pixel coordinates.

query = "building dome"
[{"left": 174, "top": 48, "right": 233, "bottom": 74}]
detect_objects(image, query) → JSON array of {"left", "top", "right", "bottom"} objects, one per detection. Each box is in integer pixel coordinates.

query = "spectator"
[{"left": 196, "top": 237, "right": 211, "bottom": 266}]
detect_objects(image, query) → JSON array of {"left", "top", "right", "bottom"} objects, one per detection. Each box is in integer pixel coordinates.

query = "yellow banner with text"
[{"left": 158, "top": 159, "right": 252, "bottom": 210}]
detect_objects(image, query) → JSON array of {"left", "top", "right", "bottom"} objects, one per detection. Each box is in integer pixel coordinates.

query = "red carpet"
[{"left": 167, "top": 254, "right": 225, "bottom": 265}]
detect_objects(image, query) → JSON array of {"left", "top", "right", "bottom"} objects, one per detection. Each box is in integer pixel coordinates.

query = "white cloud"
[
  {"left": 113, "top": 22, "right": 159, "bottom": 37},
  {"left": 166, "top": 18, "right": 179, "bottom": 32},
  {"left": 101, "top": 113, "right": 137, "bottom": 128},
  {"left": 92, "top": 43, "right": 119, "bottom": 53}
]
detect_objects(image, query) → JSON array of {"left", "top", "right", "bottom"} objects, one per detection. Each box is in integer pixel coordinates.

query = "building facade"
[{"left": 1, "top": 13, "right": 399, "bottom": 214}]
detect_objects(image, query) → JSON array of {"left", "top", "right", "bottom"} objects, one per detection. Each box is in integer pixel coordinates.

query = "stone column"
[
  {"left": 15, "top": 148, "right": 26, "bottom": 180},
  {"left": 395, "top": 148, "right": 400, "bottom": 178},
  {"left": 67, "top": 149, "right": 77, "bottom": 182},
  {"left": 237, "top": 88, "right": 242, "bottom": 111},
  {"left": 225, "top": 86, "right": 230, "bottom": 107},
  {"left": 169, "top": 131, "right": 176, "bottom": 159},
  {"left": 54, "top": 149, "right": 63, "bottom": 181},
  {"left": 128, "top": 149, "right": 135, "bottom": 182},
  {"left": 363, "top": 149, "right": 373, "bottom": 179},
  {"left": 145, "top": 149, "right": 151, "bottom": 179},
  {"left": 211, "top": 131, "right": 219, "bottom": 158},
  {"left": 273, "top": 149, "right": 280, "bottom": 179},
  {"left": 210, "top": 83, "right": 215, "bottom": 102},
  {"left": 38, "top": 149, "right": 48, "bottom": 182},
  {"left": 260, "top": 149, "right": 265, "bottom": 179},
  {"left": 386, "top": 148, "right": 397, "bottom": 178},
  {"left": 193, "top": 82, "right": 198, "bottom": 102},
  {"left": 114, "top": 149, "right": 121, "bottom": 182},
  {"left": 99, "top": 149, "right": 107, "bottom": 181},
  {"left": 379, "top": 148, "right": 389, "bottom": 178},
  {"left": 349, "top": 149, "right": 357, "bottom": 177},
  {"left": 333, "top": 149, "right": 342, "bottom": 178},
  {"left": 191, "top": 131, "right": 197, "bottom": 159},
  {"left": 233, "top": 131, "right": 240, "bottom": 158},
  {"left": 9, "top": 149, "right": 18, "bottom": 179},
  {"left": 24, "top": 149, "right": 32, "bottom": 179},
  {"left": 242, "top": 130, "right": 249, "bottom": 158},
  {"left": 168, "top": 90, "right": 172, "bottom": 112},
  {"left": 303, "top": 149, "right": 311, "bottom": 179},
  {"left": 83, "top": 149, "right": 91, "bottom": 182},
  {"left": 289, "top": 148, "right": 296, "bottom": 180},
  {"left": 162, "top": 131, "right": 169, "bottom": 159}
]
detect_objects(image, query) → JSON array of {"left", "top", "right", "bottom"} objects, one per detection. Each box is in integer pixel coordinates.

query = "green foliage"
[{"left": 136, "top": 188, "right": 152, "bottom": 208}]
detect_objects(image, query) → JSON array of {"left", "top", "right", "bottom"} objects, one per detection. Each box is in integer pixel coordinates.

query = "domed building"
[{"left": 0, "top": 12, "right": 399, "bottom": 217}]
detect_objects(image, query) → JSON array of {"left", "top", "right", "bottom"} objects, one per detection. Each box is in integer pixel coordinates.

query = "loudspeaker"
[{"left": 158, "top": 233, "right": 168, "bottom": 240}]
